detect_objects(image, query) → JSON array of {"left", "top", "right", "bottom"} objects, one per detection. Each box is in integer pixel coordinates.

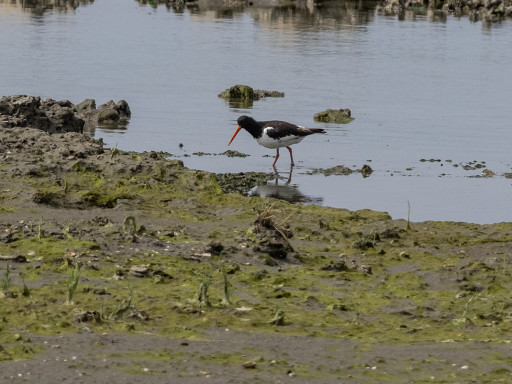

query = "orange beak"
[{"left": 228, "top": 125, "right": 242, "bottom": 146}]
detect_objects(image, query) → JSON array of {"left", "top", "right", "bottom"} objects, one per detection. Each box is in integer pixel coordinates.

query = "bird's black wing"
[{"left": 263, "top": 121, "right": 304, "bottom": 139}]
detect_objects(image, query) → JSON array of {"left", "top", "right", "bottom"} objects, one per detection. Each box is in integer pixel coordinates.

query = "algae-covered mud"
[{"left": 1, "top": 126, "right": 512, "bottom": 383}]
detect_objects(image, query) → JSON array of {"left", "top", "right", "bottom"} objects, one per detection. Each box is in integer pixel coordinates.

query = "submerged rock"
[
  {"left": 308, "top": 164, "right": 373, "bottom": 177},
  {"left": 361, "top": 164, "right": 373, "bottom": 177},
  {"left": 314, "top": 108, "right": 353, "bottom": 124}
]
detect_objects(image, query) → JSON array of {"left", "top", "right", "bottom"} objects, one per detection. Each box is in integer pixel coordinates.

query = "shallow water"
[{"left": 1, "top": 0, "right": 511, "bottom": 223}]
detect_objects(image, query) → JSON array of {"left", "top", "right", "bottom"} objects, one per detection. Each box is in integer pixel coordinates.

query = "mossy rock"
[
  {"left": 219, "top": 85, "right": 255, "bottom": 100},
  {"left": 314, "top": 108, "right": 354, "bottom": 124},
  {"left": 218, "top": 85, "right": 284, "bottom": 101}
]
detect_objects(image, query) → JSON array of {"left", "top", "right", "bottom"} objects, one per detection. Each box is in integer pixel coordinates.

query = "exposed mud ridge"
[{"left": 1, "top": 114, "right": 512, "bottom": 382}]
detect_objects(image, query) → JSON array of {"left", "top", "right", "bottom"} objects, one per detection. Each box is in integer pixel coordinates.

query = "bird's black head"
[
  {"left": 236, "top": 115, "right": 262, "bottom": 139},
  {"left": 229, "top": 116, "right": 262, "bottom": 146},
  {"left": 237, "top": 115, "right": 256, "bottom": 129}
]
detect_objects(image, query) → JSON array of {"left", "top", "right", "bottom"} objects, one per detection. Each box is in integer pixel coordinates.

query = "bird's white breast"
[{"left": 256, "top": 127, "right": 305, "bottom": 149}]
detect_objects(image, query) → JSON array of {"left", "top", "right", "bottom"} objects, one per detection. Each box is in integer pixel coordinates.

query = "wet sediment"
[{"left": 1, "top": 97, "right": 512, "bottom": 382}]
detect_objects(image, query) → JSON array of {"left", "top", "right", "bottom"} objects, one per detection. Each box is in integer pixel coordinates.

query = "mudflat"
[{"left": 1, "top": 125, "right": 512, "bottom": 383}]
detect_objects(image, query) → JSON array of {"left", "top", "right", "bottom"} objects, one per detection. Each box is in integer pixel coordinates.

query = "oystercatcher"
[{"left": 228, "top": 115, "right": 326, "bottom": 167}]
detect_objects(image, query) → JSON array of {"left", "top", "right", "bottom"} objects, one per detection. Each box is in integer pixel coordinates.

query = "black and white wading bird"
[{"left": 228, "top": 115, "right": 326, "bottom": 167}]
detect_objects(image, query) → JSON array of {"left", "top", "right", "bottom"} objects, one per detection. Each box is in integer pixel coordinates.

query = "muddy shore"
[{"left": 1, "top": 122, "right": 512, "bottom": 383}]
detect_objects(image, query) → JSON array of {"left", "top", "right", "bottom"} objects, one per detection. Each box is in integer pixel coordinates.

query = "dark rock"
[
  {"left": 360, "top": 164, "right": 373, "bottom": 177},
  {"left": 218, "top": 85, "right": 285, "bottom": 106},
  {"left": 380, "top": 227, "right": 402, "bottom": 239},
  {"left": 0, "top": 95, "right": 131, "bottom": 133},
  {"left": 76, "top": 98, "right": 97, "bottom": 123},
  {"left": 314, "top": 108, "right": 353, "bottom": 124},
  {"left": 219, "top": 85, "right": 255, "bottom": 100},
  {"left": 204, "top": 240, "right": 224, "bottom": 255},
  {"left": 98, "top": 108, "right": 120, "bottom": 123},
  {"left": 96, "top": 100, "right": 131, "bottom": 125},
  {"left": 353, "top": 237, "right": 375, "bottom": 250},
  {"left": 0, "top": 95, "right": 84, "bottom": 133}
]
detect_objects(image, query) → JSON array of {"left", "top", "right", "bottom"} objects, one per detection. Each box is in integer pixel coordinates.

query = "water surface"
[{"left": 1, "top": 0, "right": 511, "bottom": 223}]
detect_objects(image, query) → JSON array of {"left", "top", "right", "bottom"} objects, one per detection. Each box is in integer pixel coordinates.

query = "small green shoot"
[
  {"left": 110, "top": 145, "right": 120, "bottom": 163},
  {"left": 65, "top": 261, "right": 82, "bottom": 305},
  {"left": 37, "top": 224, "right": 43, "bottom": 242},
  {"left": 20, "top": 272, "right": 30, "bottom": 297},
  {"left": 1, "top": 264, "right": 12, "bottom": 291},
  {"left": 268, "top": 310, "right": 285, "bottom": 326},
  {"left": 451, "top": 295, "right": 477, "bottom": 327},
  {"left": 107, "top": 295, "right": 133, "bottom": 320},
  {"left": 63, "top": 225, "right": 74, "bottom": 241},
  {"left": 123, "top": 216, "right": 137, "bottom": 235},
  {"left": 192, "top": 277, "right": 211, "bottom": 308},
  {"left": 221, "top": 272, "right": 232, "bottom": 306},
  {"left": 100, "top": 285, "right": 135, "bottom": 321}
]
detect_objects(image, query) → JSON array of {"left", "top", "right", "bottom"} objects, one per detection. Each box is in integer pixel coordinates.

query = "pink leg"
[
  {"left": 286, "top": 146, "right": 295, "bottom": 166},
  {"left": 272, "top": 148, "right": 280, "bottom": 167}
]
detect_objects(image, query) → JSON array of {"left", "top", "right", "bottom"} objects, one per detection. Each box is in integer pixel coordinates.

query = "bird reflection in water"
[{"left": 249, "top": 166, "right": 323, "bottom": 205}]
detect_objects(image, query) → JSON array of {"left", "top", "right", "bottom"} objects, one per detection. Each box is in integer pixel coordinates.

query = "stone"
[
  {"left": 314, "top": 108, "right": 353, "bottom": 124},
  {"left": 0, "top": 95, "right": 131, "bottom": 133},
  {"left": 98, "top": 108, "right": 120, "bottom": 123},
  {"left": 218, "top": 85, "right": 285, "bottom": 104}
]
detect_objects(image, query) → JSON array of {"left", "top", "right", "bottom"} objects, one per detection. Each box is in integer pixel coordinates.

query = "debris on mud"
[{"left": 250, "top": 203, "right": 295, "bottom": 261}]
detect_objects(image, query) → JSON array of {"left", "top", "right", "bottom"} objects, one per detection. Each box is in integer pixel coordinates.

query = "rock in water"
[
  {"left": 314, "top": 108, "right": 353, "bottom": 124},
  {"left": 0, "top": 95, "right": 131, "bottom": 133}
]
